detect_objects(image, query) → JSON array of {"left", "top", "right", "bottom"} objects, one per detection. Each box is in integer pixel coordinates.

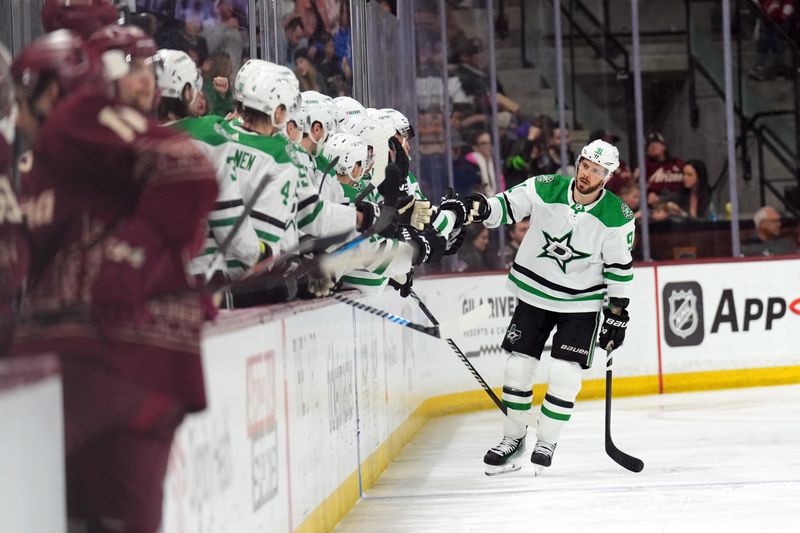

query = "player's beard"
[{"left": 576, "top": 175, "right": 604, "bottom": 196}]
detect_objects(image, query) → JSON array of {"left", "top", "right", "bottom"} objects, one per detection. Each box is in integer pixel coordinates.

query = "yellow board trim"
[{"left": 294, "top": 365, "right": 800, "bottom": 532}]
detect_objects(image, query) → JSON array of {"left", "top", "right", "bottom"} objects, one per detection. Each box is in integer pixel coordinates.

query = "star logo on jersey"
[{"left": 538, "top": 230, "right": 591, "bottom": 273}]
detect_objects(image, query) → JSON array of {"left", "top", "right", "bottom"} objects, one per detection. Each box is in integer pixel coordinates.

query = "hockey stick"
[
  {"left": 203, "top": 169, "right": 275, "bottom": 282},
  {"left": 407, "top": 289, "right": 535, "bottom": 425},
  {"left": 333, "top": 293, "right": 491, "bottom": 339},
  {"left": 409, "top": 289, "right": 505, "bottom": 411},
  {"left": 225, "top": 203, "right": 398, "bottom": 294},
  {"left": 604, "top": 346, "right": 644, "bottom": 473}
]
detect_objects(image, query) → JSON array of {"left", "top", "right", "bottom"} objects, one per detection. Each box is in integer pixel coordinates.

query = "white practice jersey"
[
  {"left": 173, "top": 115, "right": 262, "bottom": 279},
  {"left": 483, "top": 174, "right": 635, "bottom": 313}
]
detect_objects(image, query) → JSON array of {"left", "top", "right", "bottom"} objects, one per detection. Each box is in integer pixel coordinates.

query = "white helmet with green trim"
[
  {"left": 380, "top": 108, "right": 415, "bottom": 138},
  {"left": 324, "top": 132, "right": 368, "bottom": 181},
  {"left": 577, "top": 139, "right": 620, "bottom": 178},
  {"left": 332, "top": 96, "right": 366, "bottom": 126},
  {"left": 155, "top": 48, "right": 202, "bottom": 102},
  {"left": 239, "top": 67, "right": 300, "bottom": 129}
]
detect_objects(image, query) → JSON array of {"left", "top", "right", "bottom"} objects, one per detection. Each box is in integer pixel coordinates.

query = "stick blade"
[
  {"left": 606, "top": 440, "right": 645, "bottom": 472},
  {"left": 437, "top": 303, "right": 492, "bottom": 339}
]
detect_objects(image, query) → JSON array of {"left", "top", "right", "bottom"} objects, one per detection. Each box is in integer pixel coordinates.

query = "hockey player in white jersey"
[
  {"left": 468, "top": 139, "right": 635, "bottom": 476},
  {"left": 154, "top": 48, "right": 264, "bottom": 281}
]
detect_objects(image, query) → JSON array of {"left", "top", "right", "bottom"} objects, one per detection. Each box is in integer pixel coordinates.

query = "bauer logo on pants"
[{"left": 663, "top": 282, "right": 704, "bottom": 347}]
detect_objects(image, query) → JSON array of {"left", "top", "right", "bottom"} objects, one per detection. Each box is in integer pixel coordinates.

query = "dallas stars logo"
[
  {"left": 594, "top": 147, "right": 604, "bottom": 156},
  {"left": 538, "top": 230, "right": 590, "bottom": 273}
]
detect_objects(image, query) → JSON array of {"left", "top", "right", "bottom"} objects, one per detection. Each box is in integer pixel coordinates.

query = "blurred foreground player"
[
  {"left": 468, "top": 139, "right": 635, "bottom": 475},
  {"left": 0, "top": 44, "right": 27, "bottom": 356},
  {"left": 10, "top": 30, "right": 218, "bottom": 532}
]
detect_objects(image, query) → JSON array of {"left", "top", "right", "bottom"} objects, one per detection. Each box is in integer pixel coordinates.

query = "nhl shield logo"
[
  {"left": 662, "top": 282, "right": 705, "bottom": 347},
  {"left": 668, "top": 290, "right": 698, "bottom": 339}
]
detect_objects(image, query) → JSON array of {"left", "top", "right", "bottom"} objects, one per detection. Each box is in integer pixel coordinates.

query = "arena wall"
[{"left": 159, "top": 256, "right": 800, "bottom": 532}]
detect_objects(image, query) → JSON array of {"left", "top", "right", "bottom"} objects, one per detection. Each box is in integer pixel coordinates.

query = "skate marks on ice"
[{"left": 336, "top": 385, "right": 800, "bottom": 532}]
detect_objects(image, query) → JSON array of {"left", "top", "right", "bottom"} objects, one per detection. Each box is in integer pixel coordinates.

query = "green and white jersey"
[
  {"left": 220, "top": 119, "right": 303, "bottom": 258},
  {"left": 295, "top": 151, "right": 358, "bottom": 239},
  {"left": 173, "top": 115, "right": 262, "bottom": 279},
  {"left": 407, "top": 170, "right": 427, "bottom": 201},
  {"left": 483, "top": 174, "right": 635, "bottom": 313},
  {"left": 332, "top": 175, "right": 415, "bottom": 294}
]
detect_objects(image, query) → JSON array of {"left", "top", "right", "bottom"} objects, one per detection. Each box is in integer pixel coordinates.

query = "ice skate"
[
  {"left": 483, "top": 436, "right": 526, "bottom": 476},
  {"left": 530, "top": 440, "right": 556, "bottom": 476}
]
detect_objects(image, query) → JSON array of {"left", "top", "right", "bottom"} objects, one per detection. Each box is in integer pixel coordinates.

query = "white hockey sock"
[
  {"left": 502, "top": 351, "right": 539, "bottom": 439},
  {"left": 537, "top": 359, "right": 582, "bottom": 444}
]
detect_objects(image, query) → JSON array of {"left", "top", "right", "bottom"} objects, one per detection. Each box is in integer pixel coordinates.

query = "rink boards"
[{"left": 156, "top": 256, "right": 800, "bottom": 533}]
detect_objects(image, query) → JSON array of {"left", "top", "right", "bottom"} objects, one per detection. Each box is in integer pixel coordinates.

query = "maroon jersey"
[
  {"left": 644, "top": 157, "right": 685, "bottom": 196},
  {"left": 0, "top": 137, "right": 28, "bottom": 356},
  {"left": 11, "top": 86, "right": 218, "bottom": 411}
]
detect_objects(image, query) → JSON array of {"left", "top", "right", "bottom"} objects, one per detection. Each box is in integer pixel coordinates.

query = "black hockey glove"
[
  {"left": 444, "top": 226, "right": 465, "bottom": 256},
  {"left": 465, "top": 193, "right": 491, "bottom": 224},
  {"left": 388, "top": 136, "right": 410, "bottom": 180},
  {"left": 377, "top": 164, "right": 403, "bottom": 206},
  {"left": 598, "top": 306, "right": 630, "bottom": 352},
  {"left": 437, "top": 187, "right": 471, "bottom": 227},
  {"left": 400, "top": 226, "right": 446, "bottom": 265},
  {"left": 388, "top": 269, "right": 414, "bottom": 298},
  {"left": 355, "top": 200, "right": 398, "bottom": 239}
]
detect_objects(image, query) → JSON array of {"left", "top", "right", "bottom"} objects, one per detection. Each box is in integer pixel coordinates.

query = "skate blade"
[
  {"left": 532, "top": 464, "right": 545, "bottom": 476},
  {"left": 484, "top": 463, "right": 522, "bottom": 476}
]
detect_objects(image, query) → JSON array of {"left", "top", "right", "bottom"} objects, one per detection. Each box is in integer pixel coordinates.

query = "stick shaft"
[
  {"left": 333, "top": 294, "right": 439, "bottom": 337},
  {"left": 408, "top": 290, "right": 507, "bottom": 415}
]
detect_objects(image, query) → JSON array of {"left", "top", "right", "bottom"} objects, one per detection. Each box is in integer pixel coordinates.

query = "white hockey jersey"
[
  {"left": 483, "top": 174, "right": 635, "bottom": 313},
  {"left": 220, "top": 119, "right": 302, "bottom": 259},
  {"left": 173, "top": 115, "right": 262, "bottom": 280}
]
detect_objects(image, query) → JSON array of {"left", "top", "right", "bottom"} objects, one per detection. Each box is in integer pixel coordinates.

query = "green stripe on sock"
[
  {"left": 502, "top": 399, "right": 532, "bottom": 411},
  {"left": 256, "top": 230, "right": 280, "bottom": 243},
  {"left": 541, "top": 404, "right": 571, "bottom": 421}
]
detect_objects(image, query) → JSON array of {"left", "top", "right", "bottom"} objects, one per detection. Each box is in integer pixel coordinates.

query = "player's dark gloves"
[
  {"left": 465, "top": 192, "right": 491, "bottom": 224},
  {"left": 598, "top": 307, "right": 630, "bottom": 352},
  {"left": 437, "top": 187, "right": 471, "bottom": 227}
]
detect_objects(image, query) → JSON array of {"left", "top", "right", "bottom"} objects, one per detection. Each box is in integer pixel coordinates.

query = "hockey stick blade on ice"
[
  {"left": 408, "top": 289, "right": 535, "bottom": 425},
  {"left": 605, "top": 346, "right": 644, "bottom": 473},
  {"left": 334, "top": 293, "right": 490, "bottom": 339}
]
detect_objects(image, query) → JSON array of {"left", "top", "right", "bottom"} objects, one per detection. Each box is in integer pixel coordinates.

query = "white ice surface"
[{"left": 336, "top": 385, "right": 800, "bottom": 532}]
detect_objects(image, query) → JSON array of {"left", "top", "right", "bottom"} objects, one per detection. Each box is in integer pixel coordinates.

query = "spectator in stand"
[
  {"left": 741, "top": 206, "right": 797, "bottom": 256},
  {"left": 640, "top": 131, "right": 684, "bottom": 205},
  {"left": 465, "top": 130, "right": 501, "bottom": 196},
  {"left": 176, "top": 9, "right": 209, "bottom": 68},
  {"left": 333, "top": 2, "right": 352, "bottom": 74},
  {"left": 203, "top": 51, "right": 234, "bottom": 117},
  {"left": 591, "top": 129, "right": 632, "bottom": 193},
  {"left": 748, "top": 0, "right": 795, "bottom": 81},
  {"left": 295, "top": 47, "right": 328, "bottom": 93},
  {"left": 618, "top": 182, "right": 642, "bottom": 220},
  {"left": 315, "top": 33, "right": 350, "bottom": 88},
  {"left": 499, "top": 220, "right": 529, "bottom": 269},
  {"left": 451, "top": 37, "right": 518, "bottom": 115},
  {"left": 283, "top": 16, "right": 309, "bottom": 67},
  {"left": 529, "top": 125, "right": 574, "bottom": 176},
  {"left": 289, "top": 0, "right": 332, "bottom": 42},
  {"left": 204, "top": 0, "right": 245, "bottom": 74},
  {"left": 670, "top": 159, "right": 713, "bottom": 220},
  {"left": 458, "top": 225, "right": 493, "bottom": 271}
]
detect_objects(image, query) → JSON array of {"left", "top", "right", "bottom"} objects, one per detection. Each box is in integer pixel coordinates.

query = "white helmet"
[
  {"left": 301, "top": 89, "right": 333, "bottom": 108},
  {"left": 235, "top": 59, "right": 300, "bottom": 103},
  {"left": 302, "top": 101, "right": 336, "bottom": 148},
  {"left": 366, "top": 108, "right": 398, "bottom": 139},
  {"left": 381, "top": 108, "right": 415, "bottom": 138},
  {"left": 240, "top": 71, "right": 300, "bottom": 129},
  {"left": 333, "top": 96, "right": 366, "bottom": 126},
  {"left": 156, "top": 48, "right": 202, "bottom": 102},
  {"left": 577, "top": 139, "right": 620, "bottom": 178},
  {"left": 324, "top": 132, "right": 369, "bottom": 181},
  {"left": 339, "top": 116, "right": 392, "bottom": 173}
]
